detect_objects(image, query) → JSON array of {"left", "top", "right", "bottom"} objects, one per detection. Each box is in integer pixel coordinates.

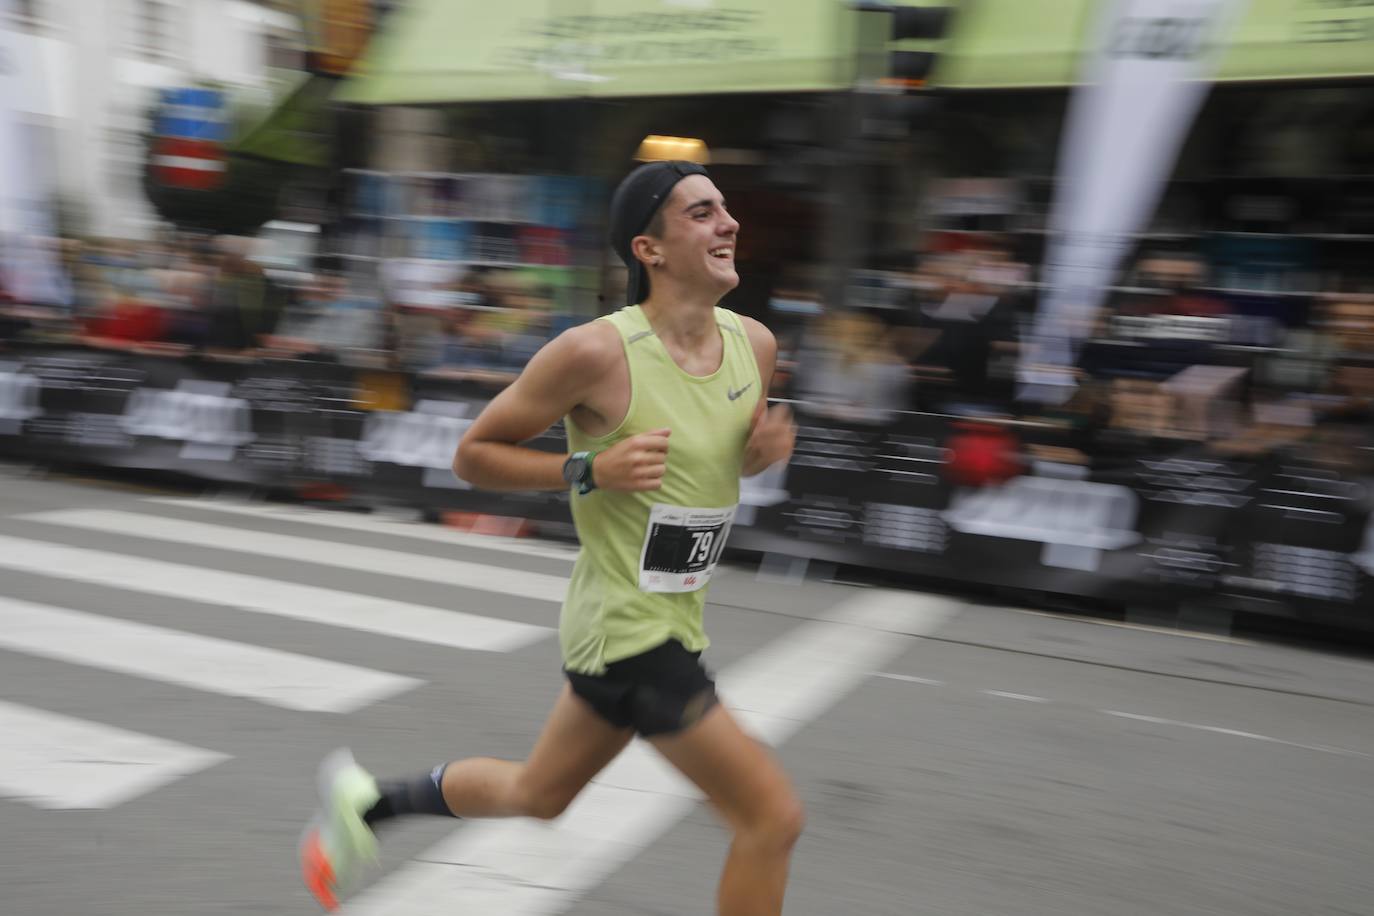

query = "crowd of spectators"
[
  {"left": 0, "top": 232, "right": 562, "bottom": 384},
  {"left": 4, "top": 226, "right": 1373, "bottom": 472},
  {"left": 776, "top": 232, "right": 1374, "bottom": 472}
]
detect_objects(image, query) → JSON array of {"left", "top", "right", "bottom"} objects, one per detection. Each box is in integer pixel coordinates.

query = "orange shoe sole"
[{"left": 300, "top": 828, "right": 339, "bottom": 911}]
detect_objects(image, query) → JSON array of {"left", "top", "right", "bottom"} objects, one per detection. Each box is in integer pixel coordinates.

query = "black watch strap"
[{"left": 563, "top": 451, "right": 597, "bottom": 495}]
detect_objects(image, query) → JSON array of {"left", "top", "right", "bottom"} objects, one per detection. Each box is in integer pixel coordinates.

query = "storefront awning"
[
  {"left": 233, "top": 74, "right": 336, "bottom": 167},
  {"left": 937, "top": 0, "right": 1374, "bottom": 89},
  {"left": 335, "top": 0, "right": 859, "bottom": 105},
  {"left": 337, "top": 0, "right": 1374, "bottom": 104}
]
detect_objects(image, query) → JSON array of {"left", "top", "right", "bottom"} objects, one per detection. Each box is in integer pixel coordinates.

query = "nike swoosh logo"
[{"left": 727, "top": 383, "right": 754, "bottom": 401}]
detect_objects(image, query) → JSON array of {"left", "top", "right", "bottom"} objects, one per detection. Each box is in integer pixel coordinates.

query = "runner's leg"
[
  {"left": 302, "top": 689, "right": 632, "bottom": 911},
  {"left": 438, "top": 684, "right": 633, "bottom": 819},
  {"left": 650, "top": 704, "right": 805, "bottom": 916}
]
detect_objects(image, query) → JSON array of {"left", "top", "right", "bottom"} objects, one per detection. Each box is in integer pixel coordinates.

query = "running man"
[{"left": 300, "top": 161, "right": 800, "bottom": 915}]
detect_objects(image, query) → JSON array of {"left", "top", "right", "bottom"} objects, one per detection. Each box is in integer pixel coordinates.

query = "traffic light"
[
  {"left": 888, "top": 5, "right": 953, "bottom": 87},
  {"left": 851, "top": 2, "right": 954, "bottom": 91},
  {"left": 849, "top": 3, "right": 953, "bottom": 139},
  {"left": 828, "top": 2, "right": 956, "bottom": 311}
]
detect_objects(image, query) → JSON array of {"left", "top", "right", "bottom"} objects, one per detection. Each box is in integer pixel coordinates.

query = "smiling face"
[{"left": 633, "top": 174, "right": 740, "bottom": 300}]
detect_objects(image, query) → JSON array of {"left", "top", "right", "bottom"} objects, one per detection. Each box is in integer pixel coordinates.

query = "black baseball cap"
[{"left": 609, "top": 160, "right": 709, "bottom": 306}]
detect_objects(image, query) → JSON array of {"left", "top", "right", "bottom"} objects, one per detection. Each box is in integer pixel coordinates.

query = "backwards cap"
[{"left": 608, "top": 160, "right": 709, "bottom": 306}]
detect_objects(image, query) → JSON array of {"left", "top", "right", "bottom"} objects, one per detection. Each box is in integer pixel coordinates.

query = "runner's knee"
[
  {"left": 775, "top": 796, "right": 806, "bottom": 849},
  {"left": 738, "top": 794, "right": 805, "bottom": 852},
  {"left": 527, "top": 794, "right": 573, "bottom": 821},
  {"left": 515, "top": 779, "right": 577, "bottom": 821}
]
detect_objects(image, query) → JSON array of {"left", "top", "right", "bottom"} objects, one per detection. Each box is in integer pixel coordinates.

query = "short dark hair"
[
  {"left": 634, "top": 204, "right": 668, "bottom": 270},
  {"left": 644, "top": 205, "right": 667, "bottom": 240}
]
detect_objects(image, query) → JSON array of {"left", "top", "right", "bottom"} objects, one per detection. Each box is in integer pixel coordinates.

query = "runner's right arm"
[{"left": 454, "top": 323, "right": 671, "bottom": 493}]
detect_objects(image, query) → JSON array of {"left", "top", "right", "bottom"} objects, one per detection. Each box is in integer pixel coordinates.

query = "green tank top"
[{"left": 560, "top": 305, "right": 762, "bottom": 674}]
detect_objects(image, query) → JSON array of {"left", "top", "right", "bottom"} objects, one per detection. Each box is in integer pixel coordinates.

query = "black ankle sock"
[{"left": 363, "top": 764, "right": 458, "bottom": 826}]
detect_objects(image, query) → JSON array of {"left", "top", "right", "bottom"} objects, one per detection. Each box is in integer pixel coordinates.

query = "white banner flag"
[{"left": 1019, "top": 0, "right": 1246, "bottom": 405}]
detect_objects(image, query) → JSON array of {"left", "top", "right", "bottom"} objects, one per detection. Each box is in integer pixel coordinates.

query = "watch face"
[{"left": 565, "top": 456, "right": 587, "bottom": 483}]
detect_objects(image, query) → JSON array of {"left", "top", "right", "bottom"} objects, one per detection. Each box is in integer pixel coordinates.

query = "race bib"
[{"left": 638, "top": 503, "right": 737, "bottom": 593}]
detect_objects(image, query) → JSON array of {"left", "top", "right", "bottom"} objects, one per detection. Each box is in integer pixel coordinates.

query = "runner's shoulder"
[
  {"left": 537, "top": 317, "right": 623, "bottom": 376},
  {"left": 735, "top": 314, "right": 777, "bottom": 358}
]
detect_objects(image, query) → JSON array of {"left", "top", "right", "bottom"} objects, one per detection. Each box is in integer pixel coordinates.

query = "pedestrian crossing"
[
  {"left": 0, "top": 699, "right": 228, "bottom": 810},
  {"left": 0, "top": 496, "right": 563, "bottom": 811},
  {"left": 148, "top": 497, "right": 581, "bottom": 563},
  {"left": 0, "top": 532, "right": 550, "bottom": 651},
  {"left": 1, "top": 486, "right": 967, "bottom": 915},
  {"left": 0, "top": 597, "right": 421, "bottom": 713},
  {"left": 22, "top": 508, "right": 572, "bottom": 602}
]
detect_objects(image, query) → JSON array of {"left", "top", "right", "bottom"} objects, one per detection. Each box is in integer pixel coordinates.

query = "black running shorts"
[{"left": 564, "top": 639, "right": 719, "bottom": 737}]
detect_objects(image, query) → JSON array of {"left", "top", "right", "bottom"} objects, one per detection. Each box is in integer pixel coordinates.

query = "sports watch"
[{"left": 562, "top": 450, "right": 597, "bottom": 495}]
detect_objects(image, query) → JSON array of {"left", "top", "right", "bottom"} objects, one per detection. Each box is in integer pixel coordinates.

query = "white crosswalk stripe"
[
  {"left": 0, "top": 597, "right": 421, "bottom": 713},
  {"left": 147, "top": 497, "right": 580, "bottom": 563},
  {"left": 0, "top": 498, "right": 563, "bottom": 811},
  {"left": 20, "top": 508, "right": 571, "bottom": 603},
  {"left": 0, "top": 699, "right": 227, "bottom": 810},
  {"left": 0, "top": 533, "right": 551, "bottom": 652}
]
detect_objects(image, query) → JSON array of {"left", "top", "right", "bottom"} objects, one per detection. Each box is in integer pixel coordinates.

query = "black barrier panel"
[
  {"left": 736, "top": 410, "right": 953, "bottom": 573},
  {"left": 92, "top": 354, "right": 343, "bottom": 486},
  {"left": 941, "top": 472, "right": 1161, "bottom": 604},
  {"left": 0, "top": 345, "right": 355, "bottom": 488},
  {"left": 4, "top": 342, "right": 1373, "bottom": 633},
  {"left": 0, "top": 347, "right": 148, "bottom": 466},
  {"left": 230, "top": 360, "right": 345, "bottom": 487},
  {"left": 1113, "top": 449, "right": 1255, "bottom": 600},
  {"left": 1, "top": 348, "right": 121, "bottom": 461},
  {"left": 742, "top": 409, "right": 1182, "bottom": 609},
  {"left": 319, "top": 374, "right": 575, "bottom": 523},
  {"left": 1217, "top": 460, "right": 1373, "bottom": 622}
]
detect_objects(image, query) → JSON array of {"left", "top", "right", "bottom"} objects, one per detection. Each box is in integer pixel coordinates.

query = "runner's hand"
[
  {"left": 745, "top": 404, "right": 795, "bottom": 473},
  {"left": 594, "top": 428, "right": 670, "bottom": 491}
]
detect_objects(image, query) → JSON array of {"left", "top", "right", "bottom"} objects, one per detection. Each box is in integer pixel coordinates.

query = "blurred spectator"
[
  {"left": 1324, "top": 293, "right": 1374, "bottom": 354},
  {"left": 391, "top": 301, "right": 447, "bottom": 371},
  {"left": 437, "top": 306, "right": 483, "bottom": 369},
  {"left": 0, "top": 260, "right": 21, "bottom": 342},
  {"left": 1258, "top": 297, "right": 1341, "bottom": 394},
  {"left": 909, "top": 245, "right": 1020, "bottom": 404},
  {"left": 1143, "top": 252, "right": 1228, "bottom": 317},
  {"left": 429, "top": 273, "right": 555, "bottom": 377},
  {"left": 159, "top": 248, "right": 216, "bottom": 349},
  {"left": 264, "top": 272, "right": 384, "bottom": 361},
  {"left": 204, "top": 239, "right": 285, "bottom": 354},
  {"left": 795, "top": 306, "right": 910, "bottom": 423},
  {"left": 469, "top": 281, "right": 553, "bottom": 371},
  {"left": 1324, "top": 294, "right": 1374, "bottom": 418},
  {"left": 82, "top": 279, "right": 167, "bottom": 348},
  {"left": 765, "top": 269, "right": 825, "bottom": 397}
]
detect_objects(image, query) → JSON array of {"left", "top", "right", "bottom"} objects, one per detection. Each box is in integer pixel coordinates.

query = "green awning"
[
  {"left": 335, "top": 0, "right": 860, "bottom": 104},
  {"left": 337, "top": 0, "right": 1374, "bottom": 106},
  {"left": 936, "top": 0, "right": 1374, "bottom": 89},
  {"left": 234, "top": 74, "right": 337, "bottom": 167}
]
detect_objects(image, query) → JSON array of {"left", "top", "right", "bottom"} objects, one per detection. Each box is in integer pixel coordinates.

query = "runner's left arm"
[{"left": 740, "top": 317, "right": 796, "bottom": 477}]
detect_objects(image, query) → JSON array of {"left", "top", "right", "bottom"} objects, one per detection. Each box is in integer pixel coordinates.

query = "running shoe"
[{"left": 299, "top": 748, "right": 381, "bottom": 912}]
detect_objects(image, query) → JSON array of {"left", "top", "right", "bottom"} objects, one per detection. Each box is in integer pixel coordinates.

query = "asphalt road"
[{"left": 2, "top": 464, "right": 1372, "bottom": 916}]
